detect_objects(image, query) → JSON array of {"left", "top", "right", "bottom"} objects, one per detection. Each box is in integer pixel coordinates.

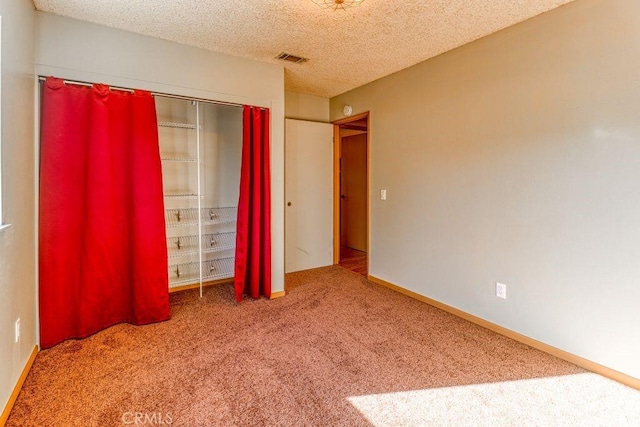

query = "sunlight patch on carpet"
[{"left": 347, "top": 373, "right": 640, "bottom": 426}]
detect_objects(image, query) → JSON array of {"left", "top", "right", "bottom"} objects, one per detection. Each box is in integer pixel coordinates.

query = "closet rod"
[{"left": 37, "top": 76, "right": 244, "bottom": 108}]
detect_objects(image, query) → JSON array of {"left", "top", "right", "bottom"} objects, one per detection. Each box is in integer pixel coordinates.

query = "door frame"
[{"left": 332, "top": 111, "right": 370, "bottom": 265}]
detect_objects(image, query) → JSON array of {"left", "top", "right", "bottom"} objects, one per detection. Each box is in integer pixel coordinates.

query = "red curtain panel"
[
  {"left": 234, "top": 106, "right": 272, "bottom": 302},
  {"left": 39, "top": 77, "right": 170, "bottom": 349}
]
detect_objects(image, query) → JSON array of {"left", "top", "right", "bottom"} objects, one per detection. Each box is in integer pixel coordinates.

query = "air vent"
[{"left": 275, "top": 52, "right": 309, "bottom": 64}]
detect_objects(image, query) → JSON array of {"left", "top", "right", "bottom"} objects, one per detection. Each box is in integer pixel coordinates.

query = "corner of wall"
[
  {"left": 0, "top": 0, "right": 39, "bottom": 417},
  {"left": 285, "top": 91, "right": 330, "bottom": 123}
]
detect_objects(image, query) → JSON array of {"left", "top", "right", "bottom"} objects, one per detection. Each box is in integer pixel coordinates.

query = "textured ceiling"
[{"left": 32, "top": 0, "right": 576, "bottom": 98}]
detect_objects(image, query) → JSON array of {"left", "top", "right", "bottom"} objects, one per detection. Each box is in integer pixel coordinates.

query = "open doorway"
[{"left": 333, "top": 112, "right": 369, "bottom": 276}]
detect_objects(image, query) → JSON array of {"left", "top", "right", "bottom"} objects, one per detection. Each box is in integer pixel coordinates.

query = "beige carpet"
[{"left": 7, "top": 266, "right": 640, "bottom": 426}]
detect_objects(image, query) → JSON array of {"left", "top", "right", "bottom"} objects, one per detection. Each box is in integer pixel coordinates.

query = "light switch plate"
[
  {"left": 381, "top": 189, "right": 387, "bottom": 200},
  {"left": 14, "top": 318, "right": 20, "bottom": 343}
]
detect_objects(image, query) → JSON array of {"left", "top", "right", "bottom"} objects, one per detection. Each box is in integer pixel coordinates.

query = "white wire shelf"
[
  {"left": 164, "top": 193, "right": 202, "bottom": 200},
  {"left": 165, "top": 207, "right": 237, "bottom": 228},
  {"left": 168, "top": 256, "right": 235, "bottom": 287},
  {"left": 161, "top": 157, "right": 199, "bottom": 163},
  {"left": 158, "top": 121, "right": 197, "bottom": 129},
  {"left": 167, "top": 232, "right": 236, "bottom": 258}
]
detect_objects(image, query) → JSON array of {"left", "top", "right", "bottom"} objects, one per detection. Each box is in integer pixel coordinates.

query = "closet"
[{"left": 156, "top": 96, "right": 242, "bottom": 293}]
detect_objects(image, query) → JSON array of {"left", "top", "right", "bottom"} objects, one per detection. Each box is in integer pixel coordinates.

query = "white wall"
[
  {"left": 331, "top": 0, "right": 640, "bottom": 379},
  {"left": 35, "top": 12, "right": 286, "bottom": 295},
  {"left": 285, "top": 91, "right": 329, "bottom": 123},
  {"left": 0, "top": 0, "right": 36, "bottom": 413}
]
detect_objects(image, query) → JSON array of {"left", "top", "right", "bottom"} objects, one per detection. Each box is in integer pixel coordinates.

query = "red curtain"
[
  {"left": 39, "top": 77, "right": 170, "bottom": 349},
  {"left": 234, "top": 106, "right": 272, "bottom": 302}
]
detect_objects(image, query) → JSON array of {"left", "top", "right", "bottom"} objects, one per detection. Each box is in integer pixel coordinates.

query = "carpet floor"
[{"left": 7, "top": 266, "right": 640, "bottom": 426}]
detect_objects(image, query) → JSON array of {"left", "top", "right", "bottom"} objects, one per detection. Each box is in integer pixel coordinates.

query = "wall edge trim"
[
  {"left": 0, "top": 345, "right": 39, "bottom": 426},
  {"left": 270, "top": 291, "right": 286, "bottom": 300},
  {"left": 368, "top": 274, "right": 640, "bottom": 390}
]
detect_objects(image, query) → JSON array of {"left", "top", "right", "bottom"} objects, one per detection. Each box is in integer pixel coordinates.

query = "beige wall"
[
  {"left": 285, "top": 91, "right": 330, "bottom": 122},
  {"left": 0, "top": 0, "right": 37, "bottom": 412},
  {"left": 35, "top": 12, "right": 286, "bottom": 295},
  {"left": 331, "top": 0, "right": 640, "bottom": 379}
]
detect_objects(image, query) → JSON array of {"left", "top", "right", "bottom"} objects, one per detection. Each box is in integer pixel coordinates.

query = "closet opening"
[
  {"left": 37, "top": 75, "right": 275, "bottom": 347},
  {"left": 333, "top": 112, "right": 369, "bottom": 277},
  {"left": 156, "top": 96, "right": 243, "bottom": 296}
]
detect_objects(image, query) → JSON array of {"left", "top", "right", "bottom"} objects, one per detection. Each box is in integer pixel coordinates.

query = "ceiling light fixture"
[{"left": 311, "top": 0, "right": 365, "bottom": 11}]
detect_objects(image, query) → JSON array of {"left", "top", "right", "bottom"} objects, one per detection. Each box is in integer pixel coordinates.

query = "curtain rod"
[{"left": 37, "top": 76, "right": 244, "bottom": 109}]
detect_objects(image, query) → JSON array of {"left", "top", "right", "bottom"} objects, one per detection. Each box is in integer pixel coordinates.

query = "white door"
[{"left": 285, "top": 119, "right": 333, "bottom": 273}]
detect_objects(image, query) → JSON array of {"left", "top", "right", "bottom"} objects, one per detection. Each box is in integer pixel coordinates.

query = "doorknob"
[
  {"left": 287, "top": 202, "right": 292, "bottom": 206},
  {"left": 341, "top": 194, "right": 346, "bottom": 199}
]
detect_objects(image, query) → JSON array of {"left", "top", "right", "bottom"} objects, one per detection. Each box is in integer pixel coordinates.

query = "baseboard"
[
  {"left": 368, "top": 274, "right": 640, "bottom": 391},
  {"left": 0, "top": 345, "right": 39, "bottom": 426},
  {"left": 270, "top": 290, "right": 286, "bottom": 300}
]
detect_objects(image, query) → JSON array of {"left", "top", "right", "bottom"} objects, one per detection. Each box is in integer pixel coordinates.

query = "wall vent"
[{"left": 275, "top": 52, "right": 309, "bottom": 64}]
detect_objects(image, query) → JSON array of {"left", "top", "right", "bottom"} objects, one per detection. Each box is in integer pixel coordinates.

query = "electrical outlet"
[
  {"left": 496, "top": 282, "right": 507, "bottom": 299},
  {"left": 380, "top": 189, "right": 387, "bottom": 200},
  {"left": 14, "top": 318, "right": 21, "bottom": 343}
]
